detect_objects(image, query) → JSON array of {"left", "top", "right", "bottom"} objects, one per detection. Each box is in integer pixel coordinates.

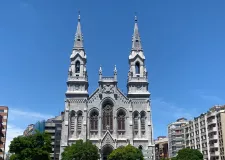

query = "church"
[{"left": 60, "top": 14, "right": 155, "bottom": 160}]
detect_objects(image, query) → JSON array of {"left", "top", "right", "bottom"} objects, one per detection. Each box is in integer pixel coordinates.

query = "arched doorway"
[{"left": 101, "top": 145, "right": 114, "bottom": 160}]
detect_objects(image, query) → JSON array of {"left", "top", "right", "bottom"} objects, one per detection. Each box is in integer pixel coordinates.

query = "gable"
[
  {"left": 102, "top": 131, "right": 115, "bottom": 147},
  {"left": 88, "top": 86, "right": 129, "bottom": 105}
]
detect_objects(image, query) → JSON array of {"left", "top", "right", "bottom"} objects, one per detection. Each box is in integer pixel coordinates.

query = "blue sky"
[{"left": 1, "top": 0, "right": 225, "bottom": 151}]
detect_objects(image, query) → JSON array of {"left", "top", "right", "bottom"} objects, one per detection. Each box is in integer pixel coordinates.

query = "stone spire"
[
  {"left": 73, "top": 13, "right": 84, "bottom": 49},
  {"left": 132, "top": 16, "right": 142, "bottom": 51},
  {"left": 114, "top": 65, "right": 117, "bottom": 81},
  {"left": 99, "top": 65, "right": 102, "bottom": 81}
]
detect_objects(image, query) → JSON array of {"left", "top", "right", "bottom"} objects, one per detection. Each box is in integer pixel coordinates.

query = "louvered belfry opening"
[
  {"left": 70, "top": 111, "right": 75, "bottom": 135},
  {"left": 77, "top": 111, "right": 83, "bottom": 132},
  {"left": 141, "top": 111, "right": 146, "bottom": 131}
]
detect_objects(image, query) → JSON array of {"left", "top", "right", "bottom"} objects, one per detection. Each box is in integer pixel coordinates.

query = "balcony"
[
  {"left": 208, "top": 127, "right": 217, "bottom": 133},
  {"left": 210, "top": 151, "right": 220, "bottom": 157},
  {"left": 172, "top": 132, "right": 183, "bottom": 136},
  {"left": 210, "top": 143, "right": 219, "bottom": 148},
  {"left": 207, "top": 119, "right": 216, "bottom": 126},
  {"left": 173, "top": 137, "right": 184, "bottom": 141},
  {"left": 208, "top": 135, "right": 218, "bottom": 141}
]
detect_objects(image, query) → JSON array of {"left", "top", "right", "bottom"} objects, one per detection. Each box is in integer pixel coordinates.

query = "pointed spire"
[
  {"left": 73, "top": 12, "right": 84, "bottom": 49},
  {"left": 114, "top": 65, "right": 117, "bottom": 72},
  {"left": 132, "top": 15, "right": 142, "bottom": 51},
  {"left": 99, "top": 65, "right": 102, "bottom": 74}
]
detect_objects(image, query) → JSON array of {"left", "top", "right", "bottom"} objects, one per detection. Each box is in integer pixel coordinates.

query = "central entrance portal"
[{"left": 102, "top": 145, "right": 113, "bottom": 160}]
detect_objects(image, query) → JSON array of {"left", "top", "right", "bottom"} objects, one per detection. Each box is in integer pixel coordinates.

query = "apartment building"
[
  {"left": 0, "top": 106, "right": 8, "bottom": 160},
  {"left": 23, "top": 124, "right": 34, "bottom": 136},
  {"left": 45, "top": 112, "right": 63, "bottom": 160},
  {"left": 155, "top": 136, "right": 168, "bottom": 160},
  {"left": 168, "top": 118, "right": 188, "bottom": 158},
  {"left": 184, "top": 105, "right": 225, "bottom": 160}
]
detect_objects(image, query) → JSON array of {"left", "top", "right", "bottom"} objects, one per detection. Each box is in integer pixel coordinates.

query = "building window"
[
  {"left": 117, "top": 110, "right": 126, "bottom": 131},
  {"left": 135, "top": 62, "right": 140, "bottom": 74},
  {"left": 75, "top": 61, "right": 80, "bottom": 73},
  {"left": 140, "top": 111, "right": 146, "bottom": 131},
  {"left": 90, "top": 110, "right": 98, "bottom": 131},
  {"left": 70, "top": 111, "right": 75, "bottom": 133},
  {"left": 77, "top": 111, "right": 83, "bottom": 132},
  {"left": 102, "top": 102, "right": 113, "bottom": 130},
  {"left": 0, "top": 110, "right": 4, "bottom": 113},
  {"left": 133, "top": 111, "right": 139, "bottom": 131}
]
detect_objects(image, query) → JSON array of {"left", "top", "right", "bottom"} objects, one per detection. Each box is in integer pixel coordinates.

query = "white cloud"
[
  {"left": 10, "top": 108, "right": 54, "bottom": 120},
  {"left": 5, "top": 108, "right": 54, "bottom": 153},
  {"left": 194, "top": 89, "right": 224, "bottom": 104},
  {"left": 152, "top": 98, "right": 197, "bottom": 120}
]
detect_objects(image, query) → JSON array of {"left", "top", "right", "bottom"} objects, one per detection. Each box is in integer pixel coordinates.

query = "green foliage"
[
  {"left": 108, "top": 144, "right": 144, "bottom": 160},
  {"left": 61, "top": 139, "right": 100, "bottom": 160},
  {"left": 160, "top": 158, "right": 170, "bottom": 160},
  {"left": 174, "top": 148, "right": 203, "bottom": 160},
  {"left": 9, "top": 131, "right": 52, "bottom": 160}
]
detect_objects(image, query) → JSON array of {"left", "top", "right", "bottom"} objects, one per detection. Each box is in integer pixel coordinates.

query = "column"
[
  {"left": 113, "top": 116, "right": 117, "bottom": 138},
  {"left": 98, "top": 116, "right": 102, "bottom": 138}
]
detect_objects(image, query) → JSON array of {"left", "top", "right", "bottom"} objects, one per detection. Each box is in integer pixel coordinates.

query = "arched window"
[
  {"left": 135, "top": 62, "right": 140, "bottom": 74},
  {"left": 133, "top": 111, "right": 139, "bottom": 131},
  {"left": 102, "top": 102, "right": 113, "bottom": 131},
  {"left": 117, "top": 110, "right": 126, "bottom": 131},
  {"left": 75, "top": 61, "right": 80, "bottom": 73},
  {"left": 77, "top": 111, "right": 83, "bottom": 132},
  {"left": 90, "top": 110, "right": 99, "bottom": 131},
  {"left": 140, "top": 111, "right": 146, "bottom": 131},
  {"left": 70, "top": 111, "right": 75, "bottom": 133}
]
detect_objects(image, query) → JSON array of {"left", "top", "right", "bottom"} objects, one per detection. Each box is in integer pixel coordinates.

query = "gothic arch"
[
  {"left": 70, "top": 110, "right": 76, "bottom": 134},
  {"left": 135, "top": 61, "right": 140, "bottom": 74},
  {"left": 75, "top": 60, "right": 80, "bottom": 73},
  {"left": 116, "top": 107, "right": 128, "bottom": 116},
  {"left": 89, "top": 109, "right": 99, "bottom": 131},
  {"left": 101, "top": 144, "right": 114, "bottom": 160},
  {"left": 133, "top": 110, "right": 139, "bottom": 117},
  {"left": 77, "top": 111, "right": 83, "bottom": 132},
  {"left": 138, "top": 145, "right": 143, "bottom": 150},
  {"left": 102, "top": 99, "right": 114, "bottom": 131},
  {"left": 88, "top": 107, "right": 100, "bottom": 115},
  {"left": 133, "top": 111, "right": 139, "bottom": 132},
  {"left": 117, "top": 109, "right": 126, "bottom": 131},
  {"left": 140, "top": 111, "right": 146, "bottom": 131},
  {"left": 100, "top": 97, "right": 116, "bottom": 107}
]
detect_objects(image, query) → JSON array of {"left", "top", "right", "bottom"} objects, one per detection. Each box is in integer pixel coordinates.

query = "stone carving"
[
  {"left": 102, "top": 131, "right": 114, "bottom": 147},
  {"left": 102, "top": 84, "right": 114, "bottom": 94}
]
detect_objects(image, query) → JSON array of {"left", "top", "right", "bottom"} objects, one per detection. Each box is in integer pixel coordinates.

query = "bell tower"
[
  {"left": 66, "top": 14, "right": 88, "bottom": 97},
  {"left": 127, "top": 16, "right": 150, "bottom": 98}
]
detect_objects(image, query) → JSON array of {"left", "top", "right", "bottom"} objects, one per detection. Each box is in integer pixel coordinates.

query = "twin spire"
[
  {"left": 73, "top": 13, "right": 142, "bottom": 51},
  {"left": 73, "top": 13, "right": 84, "bottom": 49},
  {"left": 132, "top": 16, "right": 142, "bottom": 51}
]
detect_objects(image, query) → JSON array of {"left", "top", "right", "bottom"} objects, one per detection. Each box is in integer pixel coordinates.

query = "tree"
[
  {"left": 175, "top": 148, "right": 203, "bottom": 160},
  {"left": 9, "top": 131, "right": 52, "bottom": 160},
  {"left": 108, "top": 144, "right": 144, "bottom": 160},
  {"left": 61, "top": 139, "right": 100, "bottom": 160}
]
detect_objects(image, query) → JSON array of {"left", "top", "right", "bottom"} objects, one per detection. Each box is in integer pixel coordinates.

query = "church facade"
[{"left": 60, "top": 15, "right": 155, "bottom": 160}]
